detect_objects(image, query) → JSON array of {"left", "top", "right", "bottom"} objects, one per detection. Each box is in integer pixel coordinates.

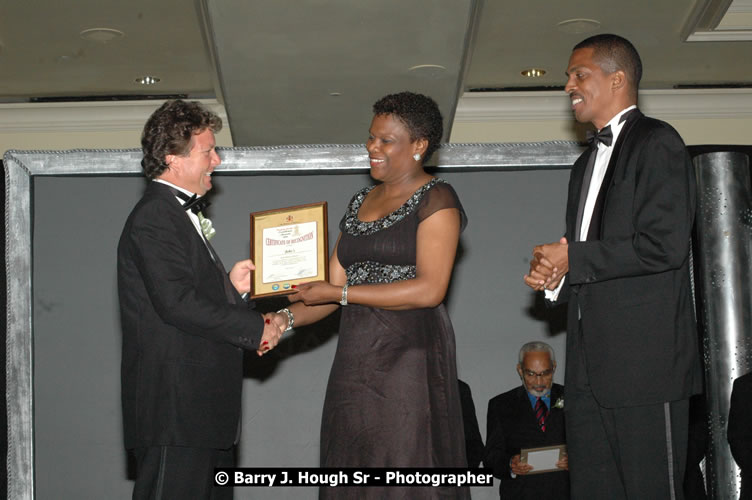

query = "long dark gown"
[{"left": 320, "top": 178, "right": 470, "bottom": 499}]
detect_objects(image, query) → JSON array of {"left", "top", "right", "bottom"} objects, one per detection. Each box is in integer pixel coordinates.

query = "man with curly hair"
[{"left": 118, "top": 99, "right": 283, "bottom": 499}]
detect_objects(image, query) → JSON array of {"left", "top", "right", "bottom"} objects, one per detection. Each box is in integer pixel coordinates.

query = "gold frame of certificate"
[
  {"left": 520, "top": 444, "right": 567, "bottom": 474},
  {"left": 250, "top": 202, "right": 329, "bottom": 299}
]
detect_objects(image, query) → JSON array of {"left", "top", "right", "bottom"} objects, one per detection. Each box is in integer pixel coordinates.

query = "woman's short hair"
[
  {"left": 141, "top": 99, "right": 222, "bottom": 179},
  {"left": 372, "top": 91, "right": 443, "bottom": 163}
]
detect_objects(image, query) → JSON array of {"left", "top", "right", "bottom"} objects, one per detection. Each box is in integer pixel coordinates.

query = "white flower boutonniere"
[
  {"left": 198, "top": 212, "right": 216, "bottom": 240},
  {"left": 553, "top": 397, "right": 564, "bottom": 409}
]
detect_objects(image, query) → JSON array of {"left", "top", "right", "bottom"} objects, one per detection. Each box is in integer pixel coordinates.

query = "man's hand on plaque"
[
  {"left": 229, "top": 259, "right": 255, "bottom": 294},
  {"left": 510, "top": 454, "right": 534, "bottom": 475}
]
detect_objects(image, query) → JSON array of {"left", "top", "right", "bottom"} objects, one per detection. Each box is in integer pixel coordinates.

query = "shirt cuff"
[{"left": 544, "top": 275, "right": 566, "bottom": 301}]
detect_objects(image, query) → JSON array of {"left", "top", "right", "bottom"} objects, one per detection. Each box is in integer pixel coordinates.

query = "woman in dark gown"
[{"left": 277, "top": 92, "right": 469, "bottom": 499}]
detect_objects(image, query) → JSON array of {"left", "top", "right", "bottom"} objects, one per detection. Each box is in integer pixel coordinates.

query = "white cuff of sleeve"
[{"left": 544, "top": 275, "right": 566, "bottom": 301}]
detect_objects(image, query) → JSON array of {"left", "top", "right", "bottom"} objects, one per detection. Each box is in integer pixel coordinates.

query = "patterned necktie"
[{"left": 535, "top": 397, "right": 548, "bottom": 432}]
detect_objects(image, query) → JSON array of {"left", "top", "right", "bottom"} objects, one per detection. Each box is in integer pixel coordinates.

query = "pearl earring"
[{"left": 413, "top": 153, "right": 421, "bottom": 161}]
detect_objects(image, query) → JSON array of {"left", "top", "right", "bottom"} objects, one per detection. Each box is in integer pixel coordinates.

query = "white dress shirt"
[
  {"left": 546, "top": 105, "right": 637, "bottom": 301},
  {"left": 154, "top": 179, "right": 208, "bottom": 243}
]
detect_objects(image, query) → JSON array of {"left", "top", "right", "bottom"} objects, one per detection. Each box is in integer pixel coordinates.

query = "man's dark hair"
[
  {"left": 574, "top": 34, "right": 642, "bottom": 99},
  {"left": 141, "top": 99, "right": 222, "bottom": 179},
  {"left": 372, "top": 91, "right": 443, "bottom": 162}
]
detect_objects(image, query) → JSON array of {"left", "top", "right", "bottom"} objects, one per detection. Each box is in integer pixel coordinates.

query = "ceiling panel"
[
  {"left": 204, "top": 0, "right": 478, "bottom": 145},
  {"left": 466, "top": 0, "right": 752, "bottom": 90},
  {"left": 0, "top": 0, "right": 214, "bottom": 99},
  {"left": 1, "top": 0, "right": 751, "bottom": 146}
]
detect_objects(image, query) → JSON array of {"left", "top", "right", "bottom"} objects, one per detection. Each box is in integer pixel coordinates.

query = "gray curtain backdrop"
[
  {"left": 28, "top": 167, "right": 569, "bottom": 499},
  {"left": 17, "top": 143, "right": 749, "bottom": 499}
]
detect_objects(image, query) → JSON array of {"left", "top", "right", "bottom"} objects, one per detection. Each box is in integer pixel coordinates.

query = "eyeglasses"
[{"left": 522, "top": 369, "right": 554, "bottom": 379}]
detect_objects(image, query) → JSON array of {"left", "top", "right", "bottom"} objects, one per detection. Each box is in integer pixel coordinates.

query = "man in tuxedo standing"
[
  {"left": 118, "top": 99, "right": 284, "bottom": 499},
  {"left": 484, "top": 342, "right": 569, "bottom": 499},
  {"left": 524, "top": 34, "right": 701, "bottom": 499}
]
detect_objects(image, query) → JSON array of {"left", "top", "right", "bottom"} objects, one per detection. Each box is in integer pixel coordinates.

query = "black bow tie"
[
  {"left": 166, "top": 186, "right": 211, "bottom": 214},
  {"left": 586, "top": 125, "right": 613, "bottom": 148},
  {"left": 183, "top": 194, "right": 211, "bottom": 214}
]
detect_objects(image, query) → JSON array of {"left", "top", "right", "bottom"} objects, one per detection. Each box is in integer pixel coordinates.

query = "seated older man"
[{"left": 484, "top": 341, "right": 569, "bottom": 499}]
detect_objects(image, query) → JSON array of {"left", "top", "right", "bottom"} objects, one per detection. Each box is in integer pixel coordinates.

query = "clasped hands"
[{"left": 523, "top": 237, "right": 569, "bottom": 292}]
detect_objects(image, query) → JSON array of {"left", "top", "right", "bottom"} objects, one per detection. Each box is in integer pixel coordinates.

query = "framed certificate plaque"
[
  {"left": 520, "top": 444, "right": 567, "bottom": 474},
  {"left": 250, "top": 202, "right": 329, "bottom": 298}
]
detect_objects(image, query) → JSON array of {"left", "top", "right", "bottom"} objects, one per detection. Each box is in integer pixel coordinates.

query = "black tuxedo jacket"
[
  {"left": 458, "top": 379, "right": 484, "bottom": 468},
  {"left": 118, "top": 181, "right": 264, "bottom": 450},
  {"left": 484, "top": 384, "right": 569, "bottom": 499},
  {"left": 556, "top": 109, "right": 701, "bottom": 408},
  {"left": 728, "top": 372, "right": 752, "bottom": 500}
]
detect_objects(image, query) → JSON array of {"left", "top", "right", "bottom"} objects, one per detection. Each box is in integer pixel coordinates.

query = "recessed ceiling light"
[
  {"left": 557, "top": 19, "right": 601, "bottom": 34},
  {"left": 521, "top": 68, "right": 546, "bottom": 78},
  {"left": 135, "top": 76, "right": 160, "bottom": 85},
  {"left": 407, "top": 64, "right": 447, "bottom": 79},
  {"left": 408, "top": 64, "right": 446, "bottom": 71},
  {"left": 329, "top": 92, "right": 342, "bottom": 97},
  {"left": 79, "top": 28, "right": 124, "bottom": 43}
]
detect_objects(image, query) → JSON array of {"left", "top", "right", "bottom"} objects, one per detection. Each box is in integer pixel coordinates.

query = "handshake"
[
  {"left": 257, "top": 310, "right": 290, "bottom": 357},
  {"left": 227, "top": 258, "right": 292, "bottom": 357}
]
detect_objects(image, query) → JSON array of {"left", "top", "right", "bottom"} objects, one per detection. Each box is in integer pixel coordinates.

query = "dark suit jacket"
[
  {"left": 484, "top": 384, "right": 569, "bottom": 499},
  {"left": 728, "top": 372, "right": 752, "bottom": 500},
  {"left": 557, "top": 109, "right": 701, "bottom": 408},
  {"left": 458, "top": 379, "right": 484, "bottom": 468},
  {"left": 118, "top": 181, "right": 265, "bottom": 450}
]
